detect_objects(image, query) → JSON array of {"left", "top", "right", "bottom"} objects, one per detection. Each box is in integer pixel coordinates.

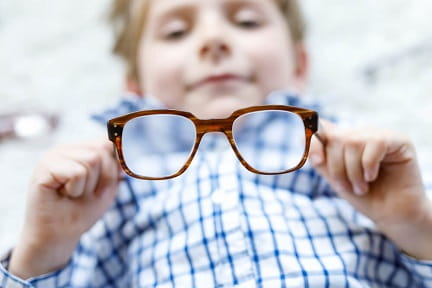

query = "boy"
[{"left": 1, "top": 0, "right": 432, "bottom": 287}]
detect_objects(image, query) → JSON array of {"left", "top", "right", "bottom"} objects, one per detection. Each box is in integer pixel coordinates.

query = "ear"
[
  {"left": 125, "top": 75, "right": 143, "bottom": 96},
  {"left": 293, "top": 43, "right": 309, "bottom": 93}
]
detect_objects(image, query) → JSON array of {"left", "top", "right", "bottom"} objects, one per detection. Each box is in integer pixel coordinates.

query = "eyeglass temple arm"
[
  {"left": 313, "top": 120, "right": 327, "bottom": 145},
  {"left": 111, "top": 144, "right": 127, "bottom": 182}
]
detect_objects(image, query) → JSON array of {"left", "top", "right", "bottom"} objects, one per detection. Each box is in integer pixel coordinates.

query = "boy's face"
[{"left": 137, "top": 0, "right": 307, "bottom": 118}]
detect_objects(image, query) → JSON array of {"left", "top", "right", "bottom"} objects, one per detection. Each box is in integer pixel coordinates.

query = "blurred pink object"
[{"left": 0, "top": 110, "right": 59, "bottom": 141}]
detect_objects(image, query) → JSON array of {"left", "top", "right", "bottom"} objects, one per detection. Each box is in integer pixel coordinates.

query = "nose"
[
  {"left": 198, "top": 17, "right": 231, "bottom": 63},
  {"left": 200, "top": 38, "right": 230, "bottom": 62}
]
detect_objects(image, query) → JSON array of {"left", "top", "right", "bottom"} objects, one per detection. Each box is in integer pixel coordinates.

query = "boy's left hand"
[{"left": 309, "top": 120, "right": 432, "bottom": 260}]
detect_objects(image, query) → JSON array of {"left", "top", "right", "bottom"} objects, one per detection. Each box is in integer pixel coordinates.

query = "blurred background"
[{"left": 0, "top": 0, "right": 431, "bottom": 252}]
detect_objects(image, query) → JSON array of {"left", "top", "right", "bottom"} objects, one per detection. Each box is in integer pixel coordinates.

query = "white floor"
[{"left": 1, "top": 0, "right": 431, "bottom": 253}]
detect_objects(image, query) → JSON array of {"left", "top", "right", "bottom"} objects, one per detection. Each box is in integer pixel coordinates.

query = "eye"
[
  {"left": 233, "top": 8, "right": 263, "bottom": 29},
  {"left": 166, "top": 29, "right": 187, "bottom": 40},
  {"left": 160, "top": 18, "right": 189, "bottom": 40}
]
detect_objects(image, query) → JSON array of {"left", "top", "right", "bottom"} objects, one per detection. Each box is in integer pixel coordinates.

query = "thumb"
[
  {"left": 308, "top": 119, "right": 336, "bottom": 167},
  {"left": 309, "top": 134, "right": 325, "bottom": 167}
]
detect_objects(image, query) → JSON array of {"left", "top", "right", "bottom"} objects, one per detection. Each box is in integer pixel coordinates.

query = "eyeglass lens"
[
  {"left": 122, "top": 114, "right": 196, "bottom": 178},
  {"left": 232, "top": 110, "right": 306, "bottom": 173}
]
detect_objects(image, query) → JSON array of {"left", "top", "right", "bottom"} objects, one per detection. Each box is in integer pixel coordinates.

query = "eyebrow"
[
  {"left": 149, "top": 1, "right": 197, "bottom": 23},
  {"left": 149, "top": 0, "right": 271, "bottom": 28},
  {"left": 151, "top": 0, "right": 268, "bottom": 17}
]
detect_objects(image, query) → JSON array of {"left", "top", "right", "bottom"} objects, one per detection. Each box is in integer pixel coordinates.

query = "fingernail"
[
  {"left": 335, "top": 182, "right": 346, "bottom": 193},
  {"left": 354, "top": 184, "right": 367, "bottom": 196},
  {"left": 364, "top": 170, "right": 374, "bottom": 182},
  {"left": 365, "top": 166, "right": 379, "bottom": 182}
]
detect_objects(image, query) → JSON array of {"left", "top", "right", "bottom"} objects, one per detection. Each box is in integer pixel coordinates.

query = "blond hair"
[{"left": 110, "top": 0, "right": 306, "bottom": 82}]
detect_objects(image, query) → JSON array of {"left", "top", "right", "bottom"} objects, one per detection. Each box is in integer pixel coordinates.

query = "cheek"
[
  {"left": 138, "top": 46, "right": 185, "bottom": 106},
  {"left": 245, "top": 33, "right": 297, "bottom": 92}
]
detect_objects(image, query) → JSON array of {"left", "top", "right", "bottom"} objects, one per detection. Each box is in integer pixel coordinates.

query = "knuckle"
[
  {"left": 347, "top": 137, "right": 363, "bottom": 148},
  {"left": 72, "top": 165, "right": 88, "bottom": 180},
  {"left": 85, "top": 153, "right": 101, "bottom": 169},
  {"left": 402, "top": 137, "right": 415, "bottom": 148},
  {"left": 325, "top": 130, "right": 340, "bottom": 143},
  {"left": 329, "top": 165, "right": 344, "bottom": 180},
  {"left": 372, "top": 137, "right": 386, "bottom": 149},
  {"left": 41, "top": 148, "right": 60, "bottom": 160},
  {"left": 103, "top": 165, "right": 118, "bottom": 183},
  {"left": 52, "top": 143, "right": 75, "bottom": 153}
]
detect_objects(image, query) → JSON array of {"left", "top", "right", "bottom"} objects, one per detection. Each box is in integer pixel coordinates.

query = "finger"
[
  {"left": 309, "top": 134, "right": 326, "bottom": 167},
  {"left": 381, "top": 135, "right": 415, "bottom": 164},
  {"left": 86, "top": 139, "right": 114, "bottom": 154},
  {"left": 326, "top": 136, "right": 350, "bottom": 193},
  {"left": 57, "top": 148, "right": 102, "bottom": 196},
  {"left": 310, "top": 119, "right": 338, "bottom": 165},
  {"left": 87, "top": 139, "right": 123, "bottom": 179},
  {"left": 362, "top": 139, "right": 387, "bottom": 182},
  {"left": 60, "top": 162, "right": 88, "bottom": 198},
  {"left": 315, "top": 119, "right": 338, "bottom": 144},
  {"left": 32, "top": 141, "right": 115, "bottom": 199},
  {"left": 344, "top": 141, "right": 368, "bottom": 196},
  {"left": 33, "top": 155, "right": 85, "bottom": 197},
  {"left": 309, "top": 118, "right": 336, "bottom": 169},
  {"left": 79, "top": 153, "right": 102, "bottom": 199},
  {"left": 61, "top": 146, "right": 119, "bottom": 198},
  {"left": 94, "top": 146, "right": 121, "bottom": 198}
]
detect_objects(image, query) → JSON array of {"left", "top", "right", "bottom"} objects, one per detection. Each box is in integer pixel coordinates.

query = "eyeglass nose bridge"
[
  {"left": 194, "top": 118, "right": 233, "bottom": 135},
  {"left": 192, "top": 117, "right": 253, "bottom": 172}
]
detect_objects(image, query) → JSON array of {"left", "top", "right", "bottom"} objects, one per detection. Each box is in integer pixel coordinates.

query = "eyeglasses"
[{"left": 107, "top": 105, "right": 318, "bottom": 180}]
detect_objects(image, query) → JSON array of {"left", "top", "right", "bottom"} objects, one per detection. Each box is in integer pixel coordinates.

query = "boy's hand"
[
  {"left": 309, "top": 120, "right": 432, "bottom": 260},
  {"left": 9, "top": 140, "right": 122, "bottom": 279}
]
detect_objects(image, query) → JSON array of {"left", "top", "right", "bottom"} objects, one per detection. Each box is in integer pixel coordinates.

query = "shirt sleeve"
[
  {"left": 400, "top": 254, "right": 432, "bottom": 287},
  {"left": 0, "top": 179, "right": 139, "bottom": 288},
  {"left": 0, "top": 250, "right": 73, "bottom": 288}
]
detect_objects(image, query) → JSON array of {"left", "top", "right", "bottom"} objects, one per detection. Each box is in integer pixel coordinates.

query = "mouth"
[{"left": 188, "top": 73, "right": 251, "bottom": 90}]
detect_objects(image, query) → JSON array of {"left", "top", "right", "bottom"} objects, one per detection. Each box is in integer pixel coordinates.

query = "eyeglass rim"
[{"left": 107, "top": 105, "right": 319, "bottom": 180}]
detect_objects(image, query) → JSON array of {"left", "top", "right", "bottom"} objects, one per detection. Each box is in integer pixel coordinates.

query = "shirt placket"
[
  {"left": 205, "top": 145, "right": 255, "bottom": 287},
  {"left": 213, "top": 188, "right": 255, "bottom": 285}
]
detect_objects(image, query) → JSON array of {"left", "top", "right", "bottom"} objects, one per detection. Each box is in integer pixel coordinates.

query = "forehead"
[{"left": 145, "top": 0, "right": 278, "bottom": 16}]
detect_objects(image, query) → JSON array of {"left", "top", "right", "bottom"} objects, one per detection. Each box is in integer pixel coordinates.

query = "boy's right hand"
[{"left": 8, "top": 140, "right": 121, "bottom": 279}]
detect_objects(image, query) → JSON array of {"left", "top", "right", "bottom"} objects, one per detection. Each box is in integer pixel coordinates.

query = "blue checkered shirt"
[{"left": 1, "top": 92, "right": 432, "bottom": 287}]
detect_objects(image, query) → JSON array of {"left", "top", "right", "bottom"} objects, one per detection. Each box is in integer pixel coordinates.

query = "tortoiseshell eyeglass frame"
[{"left": 107, "top": 105, "right": 319, "bottom": 180}]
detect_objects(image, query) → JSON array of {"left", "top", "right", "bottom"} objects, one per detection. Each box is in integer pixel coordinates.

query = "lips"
[{"left": 189, "top": 73, "right": 250, "bottom": 90}]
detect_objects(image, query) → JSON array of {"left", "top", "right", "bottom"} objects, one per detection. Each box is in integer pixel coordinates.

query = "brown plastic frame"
[{"left": 108, "top": 105, "right": 318, "bottom": 180}]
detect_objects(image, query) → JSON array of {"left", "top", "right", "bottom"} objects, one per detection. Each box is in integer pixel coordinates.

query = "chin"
[
  {"left": 192, "top": 96, "right": 255, "bottom": 119},
  {"left": 185, "top": 86, "right": 265, "bottom": 118}
]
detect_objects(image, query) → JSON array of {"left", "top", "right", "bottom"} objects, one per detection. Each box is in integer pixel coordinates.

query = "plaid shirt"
[{"left": 1, "top": 92, "right": 432, "bottom": 288}]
